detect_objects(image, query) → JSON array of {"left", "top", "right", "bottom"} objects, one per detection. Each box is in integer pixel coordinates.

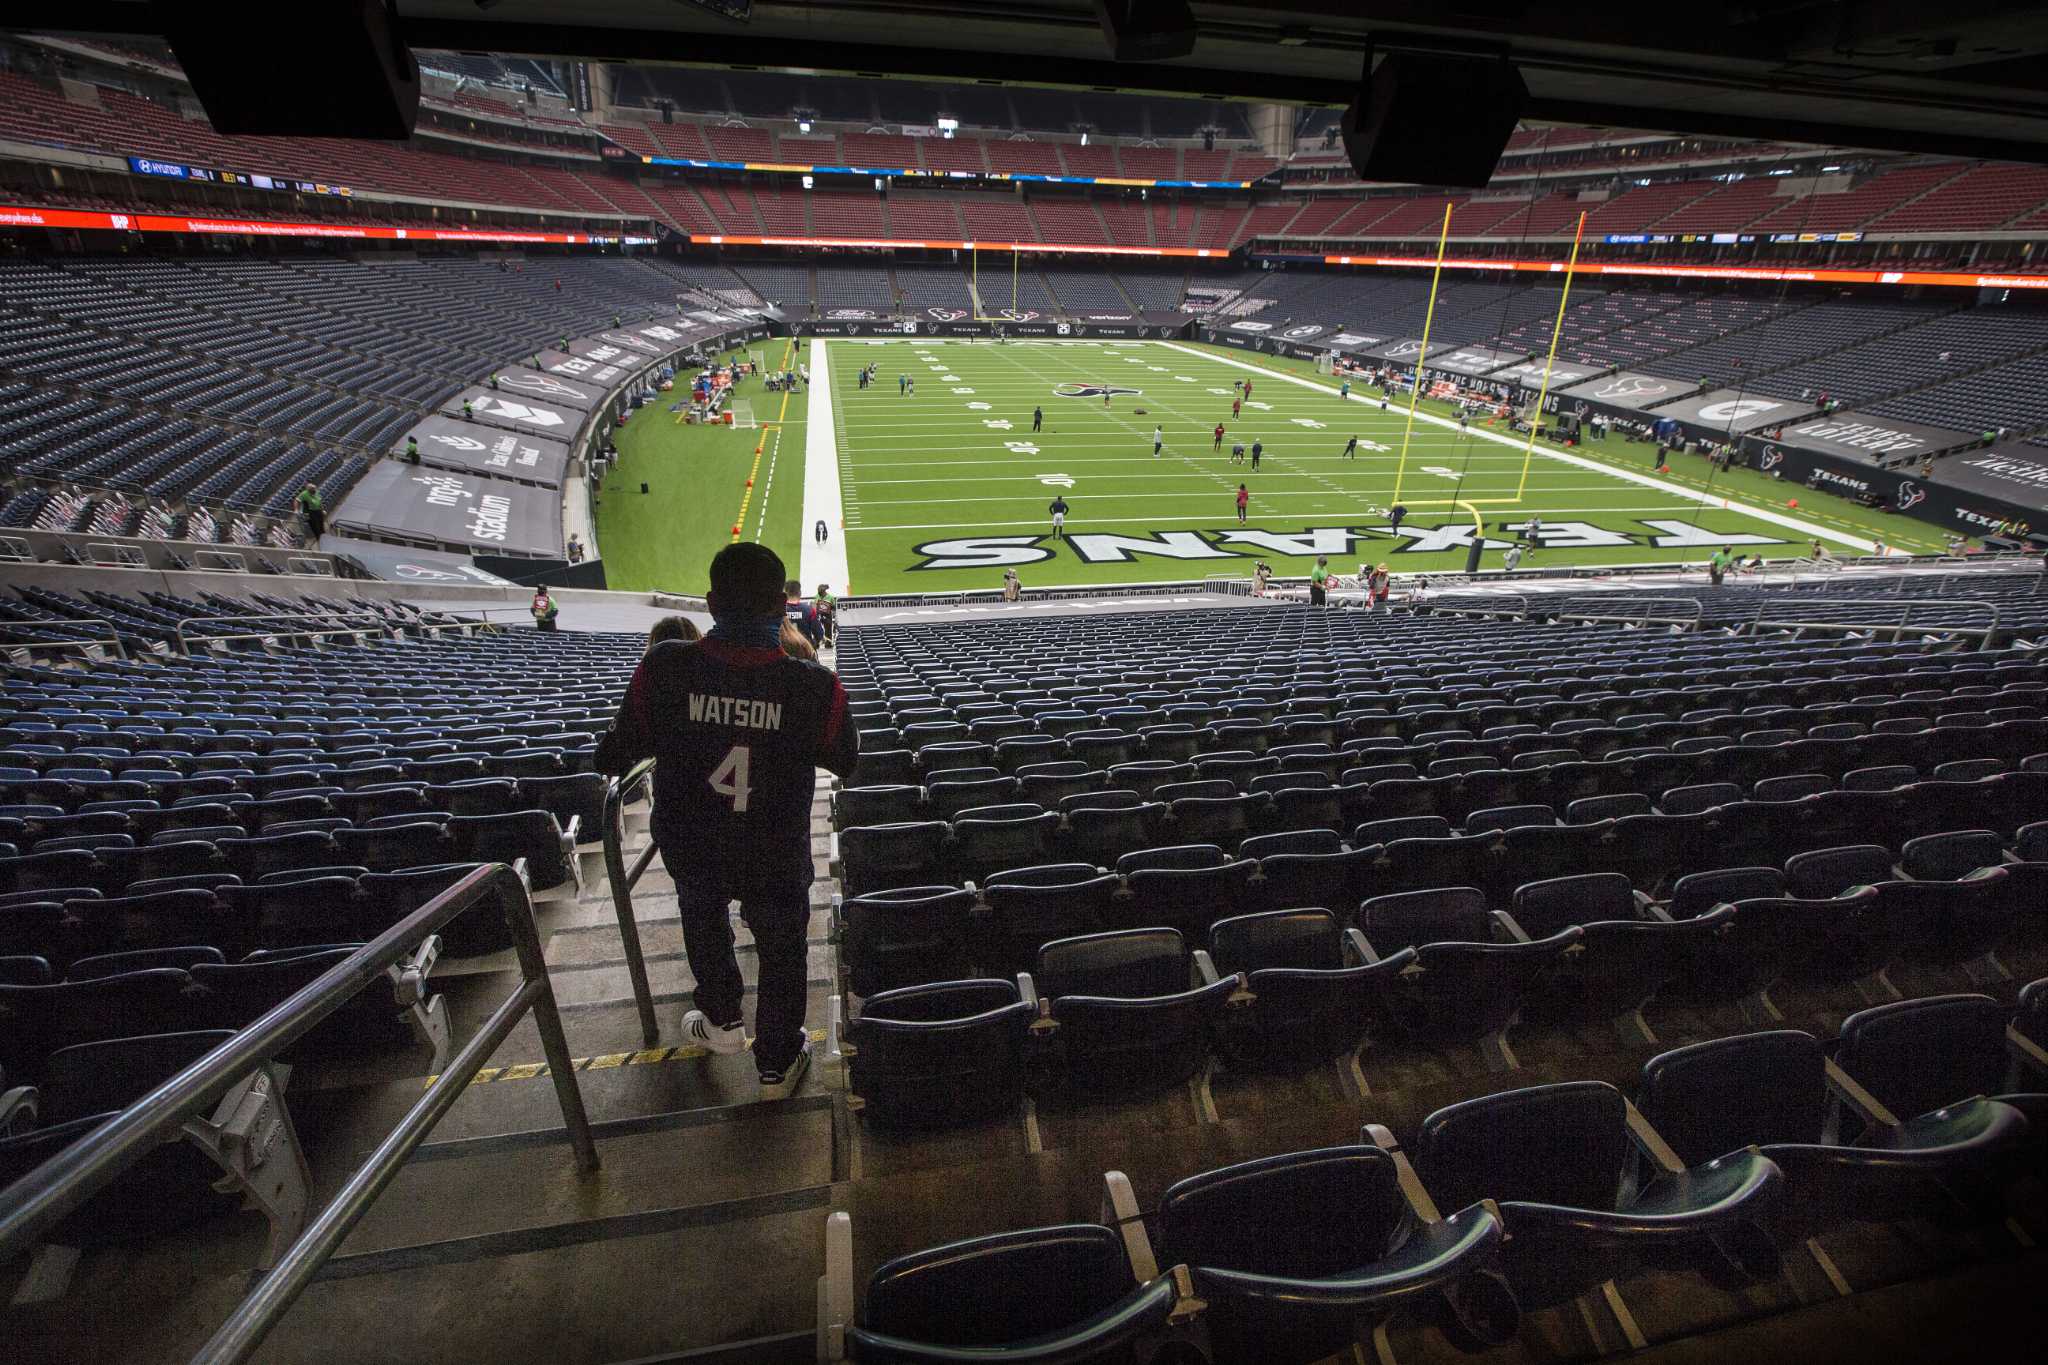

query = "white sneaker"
[
  {"left": 757, "top": 1038, "right": 811, "bottom": 1098},
  {"left": 681, "top": 1009, "right": 748, "bottom": 1056}
]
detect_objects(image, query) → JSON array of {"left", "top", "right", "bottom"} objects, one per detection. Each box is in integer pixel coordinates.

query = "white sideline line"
[
  {"left": 799, "top": 338, "right": 853, "bottom": 594},
  {"left": 1157, "top": 340, "right": 1876, "bottom": 551}
]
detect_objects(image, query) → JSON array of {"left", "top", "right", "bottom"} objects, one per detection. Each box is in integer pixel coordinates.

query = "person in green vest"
[
  {"left": 294, "top": 482, "right": 324, "bottom": 542},
  {"left": 1309, "top": 556, "right": 1330, "bottom": 607},
  {"left": 404, "top": 436, "right": 420, "bottom": 464},
  {"left": 489, "top": 373, "right": 500, "bottom": 390},
  {"left": 1709, "top": 545, "right": 1735, "bottom": 587},
  {"left": 462, "top": 397, "right": 475, "bottom": 421},
  {"left": 814, "top": 583, "right": 837, "bottom": 646},
  {"left": 531, "top": 585, "right": 560, "bottom": 632}
]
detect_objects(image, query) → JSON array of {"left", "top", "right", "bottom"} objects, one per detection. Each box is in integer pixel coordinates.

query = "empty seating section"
[
  {"left": 813, "top": 266, "right": 895, "bottom": 311},
  {"left": 818, "top": 589, "right": 2048, "bottom": 1362},
  {"left": 0, "top": 255, "right": 694, "bottom": 519},
  {"left": 0, "top": 613, "right": 625, "bottom": 930}
]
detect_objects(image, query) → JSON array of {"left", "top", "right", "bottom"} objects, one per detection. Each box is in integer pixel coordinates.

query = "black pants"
[
  {"left": 666, "top": 855, "right": 810, "bottom": 1074},
  {"left": 1309, "top": 582, "right": 1327, "bottom": 606},
  {"left": 305, "top": 509, "right": 324, "bottom": 538},
  {"left": 1034, "top": 417, "right": 1041, "bottom": 431}
]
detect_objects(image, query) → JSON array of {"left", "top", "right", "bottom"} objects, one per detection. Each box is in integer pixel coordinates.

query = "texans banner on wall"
[
  {"left": 1559, "top": 370, "right": 1692, "bottom": 413},
  {"left": 1740, "top": 436, "right": 2047, "bottom": 537},
  {"left": 439, "top": 387, "right": 586, "bottom": 439},
  {"left": 331, "top": 463, "right": 563, "bottom": 556},
  {"left": 490, "top": 366, "right": 604, "bottom": 412},
  {"left": 1489, "top": 358, "right": 1605, "bottom": 391},
  {"left": 399, "top": 416, "right": 571, "bottom": 487},
  {"left": 528, "top": 347, "right": 638, "bottom": 388},
  {"left": 1419, "top": 345, "right": 1526, "bottom": 377}
]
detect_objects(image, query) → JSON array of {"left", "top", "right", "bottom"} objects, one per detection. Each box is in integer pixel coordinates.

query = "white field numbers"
[{"left": 709, "top": 744, "right": 752, "bottom": 811}]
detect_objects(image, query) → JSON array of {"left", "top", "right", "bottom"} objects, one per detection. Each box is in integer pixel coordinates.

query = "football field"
[
  {"left": 822, "top": 337, "right": 1936, "bottom": 595},
  {"left": 598, "top": 336, "right": 1942, "bottom": 597}
]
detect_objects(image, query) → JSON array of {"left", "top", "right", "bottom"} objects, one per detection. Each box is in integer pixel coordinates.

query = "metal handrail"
[
  {"left": 173, "top": 612, "right": 395, "bottom": 654},
  {"left": 0, "top": 861, "right": 599, "bottom": 1365},
  {"left": 1547, "top": 594, "right": 1703, "bottom": 630},
  {"left": 0, "top": 615, "right": 129, "bottom": 662},
  {"left": 1411, "top": 592, "right": 1530, "bottom": 620},
  {"left": 602, "top": 757, "right": 664, "bottom": 1046},
  {"left": 1749, "top": 596, "right": 2002, "bottom": 645}
]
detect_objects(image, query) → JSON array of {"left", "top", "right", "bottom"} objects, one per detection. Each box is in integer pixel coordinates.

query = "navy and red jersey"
[{"left": 596, "top": 638, "right": 857, "bottom": 893}]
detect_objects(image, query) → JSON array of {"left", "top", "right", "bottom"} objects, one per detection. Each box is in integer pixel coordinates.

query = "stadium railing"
[
  {"left": 602, "top": 757, "right": 664, "bottom": 1046},
  {"left": 1543, "top": 595, "right": 1703, "bottom": 630},
  {"left": 1748, "top": 595, "right": 2002, "bottom": 645},
  {"left": 174, "top": 611, "right": 398, "bottom": 654},
  {"left": 2, "top": 616, "right": 130, "bottom": 662},
  {"left": 0, "top": 861, "right": 600, "bottom": 1365}
]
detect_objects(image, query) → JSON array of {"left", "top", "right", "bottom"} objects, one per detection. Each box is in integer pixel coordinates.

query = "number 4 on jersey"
[{"left": 709, "top": 744, "right": 752, "bottom": 812}]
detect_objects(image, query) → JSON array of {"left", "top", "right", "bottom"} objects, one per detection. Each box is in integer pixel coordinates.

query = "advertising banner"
[
  {"left": 330, "top": 463, "right": 562, "bottom": 556},
  {"left": 1739, "top": 437, "right": 2047, "bottom": 537},
  {"left": 400, "top": 416, "right": 571, "bottom": 486},
  {"left": 440, "top": 388, "right": 585, "bottom": 440},
  {"left": 1761, "top": 414, "right": 1977, "bottom": 463},
  {"left": 324, "top": 536, "right": 519, "bottom": 586},
  {"left": 1650, "top": 387, "right": 1806, "bottom": 438}
]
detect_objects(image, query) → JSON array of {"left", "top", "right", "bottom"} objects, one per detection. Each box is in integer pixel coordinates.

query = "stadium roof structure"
[{"left": 36, "top": 1, "right": 2048, "bottom": 163}]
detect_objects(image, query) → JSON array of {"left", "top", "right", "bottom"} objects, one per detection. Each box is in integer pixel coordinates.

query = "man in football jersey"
[
  {"left": 785, "top": 579, "right": 823, "bottom": 650},
  {"left": 596, "top": 543, "right": 857, "bottom": 1096}
]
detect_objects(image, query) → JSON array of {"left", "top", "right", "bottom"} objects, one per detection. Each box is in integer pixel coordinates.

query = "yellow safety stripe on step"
[{"left": 423, "top": 1028, "right": 828, "bottom": 1090}]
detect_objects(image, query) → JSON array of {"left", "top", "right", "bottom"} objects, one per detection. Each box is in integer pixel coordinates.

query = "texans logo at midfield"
[{"left": 1053, "top": 384, "right": 1141, "bottom": 399}]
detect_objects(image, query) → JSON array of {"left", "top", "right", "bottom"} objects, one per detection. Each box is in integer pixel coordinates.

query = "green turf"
[
  {"left": 595, "top": 334, "right": 1945, "bottom": 596},
  {"left": 827, "top": 336, "right": 1944, "bottom": 594},
  {"left": 593, "top": 337, "right": 808, "bottom": 595}
]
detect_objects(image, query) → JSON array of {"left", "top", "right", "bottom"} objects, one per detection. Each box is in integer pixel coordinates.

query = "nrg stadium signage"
[{"left": 908, "top": 519, "right": 1791, "bottom": 572}]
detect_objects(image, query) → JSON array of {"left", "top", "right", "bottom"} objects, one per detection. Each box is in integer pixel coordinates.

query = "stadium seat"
[
  {"left": 1358, "top": 888, "right": 1580, "bottom": 1068},
  {"left": 1209, "top": 909, "right": 1412, "bottom": 1075},
  {"left": 1144, "top": 1145, "right": 1514, "bottom": 1362},
  {"left": 1037, "top": 928, "right": 1238, "bottom": 1094},
  {"left": 1117, "top": 844, "right": 1256, "bottom": 939},
  {"left": 980, "top": 865, "right": 1120, "bottom": 977},
  {"left": 1635, "top": 1028, "right": 2031, "bottom": 1265},
  {"left": 0, "top": 1029, "right": 309, "bottom": 1263},
  {"left": 839, "top": 886, "right": 977, "bottom": 997},
  {"left": 835, "top": 977, "right": 1037, "bottom": 1129},
  {"left": 839, "top": 822, "right": 950, "bottom": 898},
  {"left": 822, "top": 1216, "right": 1179, "bottom": 1362},
  {"left": 1412, "top": 1081, "right": 1783, "bottom": 1310}
]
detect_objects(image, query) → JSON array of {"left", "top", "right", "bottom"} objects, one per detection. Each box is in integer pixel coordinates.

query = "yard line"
[
  {"left": 1157, "top": 340, "right": 1875, "bottom": 551},
  {"left": 844, "top": 504, "right": 1716, "bottom": 532}
]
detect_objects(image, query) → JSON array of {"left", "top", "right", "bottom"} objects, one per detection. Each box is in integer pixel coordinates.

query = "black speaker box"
[
  {"left": 1341, "top": 51, "right": 1526, "bottom": 189},
  {"left": 1094, "top": 0, "right": 1197, "bottom": 62},
  {"left": 157, "top": 0, "right": 419, "bottom": 138}
]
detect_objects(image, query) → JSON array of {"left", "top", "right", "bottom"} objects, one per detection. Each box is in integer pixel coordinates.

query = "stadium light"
[
  {"left": 798, "top": 117, "right": 812, "bottom": 133},
  {"left": 938, "top": 116, "right": 958, "bottom": 139},
  {"left": 1080, "top": 131, "right": 1090, "bottom": 145}
]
